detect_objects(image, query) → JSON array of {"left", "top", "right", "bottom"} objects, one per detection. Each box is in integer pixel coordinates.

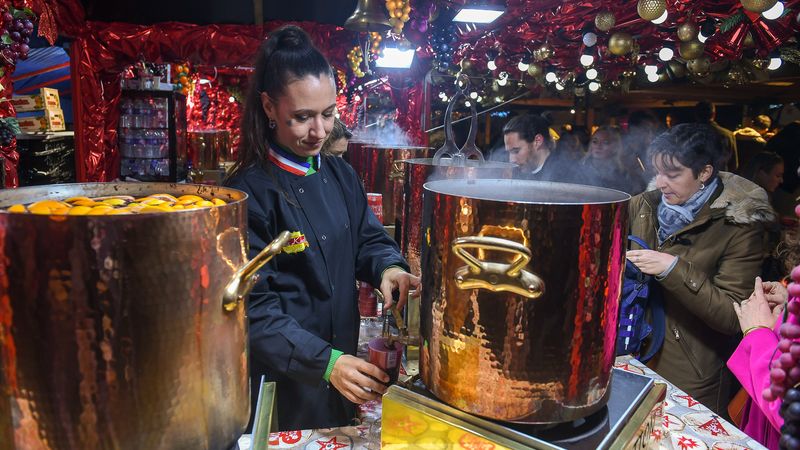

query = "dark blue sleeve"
[
  {"left": 335, "top": 159, "right": 410, "bottom": 286},
  {"left": 226, "top": 171, "right": 331, "bottom": 385}
]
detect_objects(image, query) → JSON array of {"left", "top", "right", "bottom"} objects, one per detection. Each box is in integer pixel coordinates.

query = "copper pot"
[
  {"left": 419, "top": 179, "right": 630, "bottom": 423},
  {"left": 0, "top": 183, "right": 289, "bottom": 450},
  {"left": 344, "top": 143, "right": 431, "bottom": 225}
]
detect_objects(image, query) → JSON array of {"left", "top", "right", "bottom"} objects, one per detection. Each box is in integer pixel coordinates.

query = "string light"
[
  {"left": 651, "top": 10, "right": 668, "bottom": 24},
  {"left": 588, "top": 81, "right": 600, "bottom": 92},
  {"left": 586, "top": 68, "right": 598, "bottom": 80},
  {"left": 545, "top": 71, "right": 557, "bottom": 83},
  {"left": 762, "top": 1, "right": 784, "bottom": 20}
]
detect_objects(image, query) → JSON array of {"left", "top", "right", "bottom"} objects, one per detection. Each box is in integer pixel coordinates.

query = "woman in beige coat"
[{"left": 627, "top": 123, "right": 775, "bottom": 417}]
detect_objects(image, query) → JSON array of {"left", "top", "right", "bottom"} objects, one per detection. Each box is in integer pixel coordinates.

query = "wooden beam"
[{"left": 254, "top": 0, "right": 263, "bottom": 25}]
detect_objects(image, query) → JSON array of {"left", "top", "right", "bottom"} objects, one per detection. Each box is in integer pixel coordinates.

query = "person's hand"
[
  {"left": 626, "top": 250, "right": 677, "bottom": 276},
  {"left": 733, "top": 277, "right": 779, "bottom": 334},
  {"left": 761, "top": 280, "right": 788, "bottom": 310},
  {"left": 329, "top": 355, "right": 388, "bottom": 404},
  {"left": 380, "top": 267, "right": 420, "bottom": 311}
]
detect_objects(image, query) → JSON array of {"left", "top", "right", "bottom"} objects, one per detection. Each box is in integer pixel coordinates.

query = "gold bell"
[{"left": 344, "top": 0, "right": 391, "bottom": 32}]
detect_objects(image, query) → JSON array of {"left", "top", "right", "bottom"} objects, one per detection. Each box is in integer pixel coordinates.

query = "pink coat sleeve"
[{"left": 727, "top": 326, "right": 784, "bottom": 431}]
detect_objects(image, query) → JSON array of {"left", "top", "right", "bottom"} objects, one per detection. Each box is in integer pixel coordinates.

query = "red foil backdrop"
[
  {"left": 0, "top": 70, "right": 19, "bottom": 188},
  {"left": 69, "top": 21, "right": 358, "bottom": 181}
]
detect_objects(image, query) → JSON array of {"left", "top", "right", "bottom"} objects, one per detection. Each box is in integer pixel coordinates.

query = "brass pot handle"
[
  {"left": 222, "top": 230, "right": 291, "bottom": 312},
  {"left": 451, "top": 236, "right": 545, "bottom": 299}
]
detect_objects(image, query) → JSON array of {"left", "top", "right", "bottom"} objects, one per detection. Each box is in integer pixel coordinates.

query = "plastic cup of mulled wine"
[{"left": 368, "top": 336, "right": 403, "bottom": 386}]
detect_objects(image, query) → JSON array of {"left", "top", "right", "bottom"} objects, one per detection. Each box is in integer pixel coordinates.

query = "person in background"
[
  {"left": 729, "top": 276, "right": 789, "bottom": 449},
  {"left": 554, "top": 128, "right": 585, "bottom": 162},
  {"left": 503, "top": 113, "right": 577, "bottom": 182},
  {"left": 581, "top": 125, "right": 645, "bottom": 194},
  {"left": 741, "top": 152, "right": 784, "bottom": 198},
  {"left": 766, "top": 122, "right": 800, "bottom": 221},
  {"left": 695, "top": 101, "right": 739, "bottom": 171},
  {"left": 627, "top": 123, "right": 774, "bottom": 417},
  {"left": 320, "top": 118, "right": 352, "bottom": 157},
  {"left": 753, "top": 114, "right": 774, "bottom": 140},
  {"left": 225, "top": 25, "right": 419, "bottom": 431}
]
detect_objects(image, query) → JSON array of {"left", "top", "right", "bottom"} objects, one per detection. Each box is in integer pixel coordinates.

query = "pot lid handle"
[{"left": 432, "top": 74, "right": 486, "bottom": 165}]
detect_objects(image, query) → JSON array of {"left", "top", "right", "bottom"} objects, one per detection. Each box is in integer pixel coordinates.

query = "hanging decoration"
[
  {"left": 173, "top": 63, "right": 191, "bottom": 96},
  {"left": 595, "top": 10, "right": 616, "bottom": 32},
  {"left": 427, "top": 17, "right": 458, "bottom": 73},
  {"left": 348, "top": 45, "right": 366, "bottom": 77},
  {"left": 679, "top": 40, "right": 705, "bottom": 59},
  {"left": 386, "top": 0, "right": 411, "bottom": 35},
  {"left": 687, "top": 55, "right": 712, "bottom": 76},
  {"left": 608, "top": 32, "right": 634, "bottom": 56},
  {"left": 0, "top": 5, "right": 36, "bottom": 91},
  {"left": 637, "top": 0, "right": 667, "bottom": 22},
  {"left": 740, "top": 0, "right": 779, "bottom": 13},
  {"left": 677, "top": 22, "right": 699, "bottom": 42}
]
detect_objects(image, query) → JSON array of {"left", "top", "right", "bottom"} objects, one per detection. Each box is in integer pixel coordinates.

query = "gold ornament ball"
[
  {"left": 608, "top": 32, "right": 634, "bottom": 56},
  {"left": 667, "top": 60, "right": 687, "bottom": 78},
  {"left": 687, "top": 55, "right": 711, "bottom": 76},
  {"left": 637, "top": 0, "right": 667, "bottom": 21},
  {"left": 595, "top": 11, "right": 616, "bottom": 32},
  {"left": 727, "top": 66, "right": 747, "bottom": 84},
  {"left": 533, "top": 44, "right": 554, "bottom": 62},
  {"left": 679, "top": 40, "right": 705, "bottom": 60},
  {"left": 751, "top": 58, "right": 769, "bottom": 70},
  {"left": 677, "top": 22, "right": 698, "bottom": 42},
  {"left": 740, "top": 0, "right": 778, "bottom": 13},
  {"left": 527, "top": 63, "right": 543, "bottom": 77},
  {"left": 459, "top": 58, "right": 473, "bottom": 72}
]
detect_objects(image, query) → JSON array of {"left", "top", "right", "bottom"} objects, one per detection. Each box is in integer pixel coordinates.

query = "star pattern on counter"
[
  {"left": 314, "top": 436, "right": 349, "bottom": 450},
  {"left": 697, "top": 417, "right": 730, "bottom": 437},
  {"left": 676, "top": 435, "right": 701, "bottom": 449}
]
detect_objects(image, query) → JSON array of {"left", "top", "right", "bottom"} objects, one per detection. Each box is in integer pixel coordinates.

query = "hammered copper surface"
[
  {"left": 419, "top": 179, "right": 630, "bottom": 424},
  {"left": 344, "top": 143, "right": 431, "bottom": 225},
  {"left": 0, "top": 183, "right": 251, "bottom": 450},
  {"left": 397, "top": 158, "right": 514, "bottom": 276}
]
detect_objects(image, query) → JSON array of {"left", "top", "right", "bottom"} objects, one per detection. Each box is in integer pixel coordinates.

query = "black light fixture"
[
  {"left": 698, "top": 19, "right": 716, "bottom": 43},
  {"left": 518, "top": 53, "right": 531, "bottom": 71}
]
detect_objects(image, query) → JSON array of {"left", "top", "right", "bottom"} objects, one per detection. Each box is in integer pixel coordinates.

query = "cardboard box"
[
  {"left": 17, "top": 108, "right": 66, "bottom": 132},
  {"left": 11, "top": 88, "right": 61, "bottom": 112}
]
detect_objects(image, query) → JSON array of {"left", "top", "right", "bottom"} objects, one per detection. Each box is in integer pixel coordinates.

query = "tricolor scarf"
[
  {"left": 657, "top": 177, "right": 719, "bottom": 244},
  {"left": 267, "top": 143, "right": 320, "bottom": 176}
]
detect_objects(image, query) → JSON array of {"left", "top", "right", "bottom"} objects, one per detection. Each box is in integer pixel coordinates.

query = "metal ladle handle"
[
  {"left": 459, "top": 100, "right": 486, "bottom": 162},
  {"left": 222, "top": 230, "right": 291, "bottom": 312}
]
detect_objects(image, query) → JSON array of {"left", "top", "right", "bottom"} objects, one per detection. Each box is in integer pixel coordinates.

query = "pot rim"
[
  {"left": 424, "top": 178, "right": 631, "bottom": 205},
  {"left": 0, "top": 182, "right": 248, "bottom": 214},
  {"left": 347, "top": 142, "right": 433, "bottom": 150},
  {"left": 399, "top": 158, "right": 516, "bottom": 169}
]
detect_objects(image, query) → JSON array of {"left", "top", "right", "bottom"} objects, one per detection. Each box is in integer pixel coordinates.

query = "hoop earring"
[
  {"left": 700, "top": 182, "right": 705, "bottom": 190},
  {"left": 268, "top": 119, "right": 277, "bottom": 129}
]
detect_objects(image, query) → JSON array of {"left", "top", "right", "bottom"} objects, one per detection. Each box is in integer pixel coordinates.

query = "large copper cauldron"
[
  {"left": 344, "top": 143, "right": 430, "bottom": 225},
  {"left": 0, "top": 183, "right": 289, "bottom": 450},
  {"left": 419, "top": 179, "right": 630, "bottom": 423}
]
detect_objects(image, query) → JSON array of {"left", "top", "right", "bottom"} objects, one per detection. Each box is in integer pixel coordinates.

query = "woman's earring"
[
  {"left": 268, "top": 119, "right": 277, "bottom": 129},
  {"left": 700, "top": 182, "right": 705, "bottom": 190}
]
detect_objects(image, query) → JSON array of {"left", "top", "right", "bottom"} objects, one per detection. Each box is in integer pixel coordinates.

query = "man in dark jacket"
[{"left": 503, "top": 114, "right": 578, "bottom": 183}]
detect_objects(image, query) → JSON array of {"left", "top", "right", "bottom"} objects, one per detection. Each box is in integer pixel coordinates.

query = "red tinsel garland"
[
  {"left": 71, "top": 20, "right": 357, "bottom": 181},
  {"left": 186, "top": 70, "right": 246, "bottom": 155},
  {"left": 0, "top": 70, "right": 19, "bottom": 188}
]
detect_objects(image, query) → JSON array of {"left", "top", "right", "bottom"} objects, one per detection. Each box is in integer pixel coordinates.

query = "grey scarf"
[{"left": 657, "top": 177, "right": 719, "bottom": 243}]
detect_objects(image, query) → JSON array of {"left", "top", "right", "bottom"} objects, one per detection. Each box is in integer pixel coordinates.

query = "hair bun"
[{"left": 272, "top": 25, "right": 312, "bottom": 51}]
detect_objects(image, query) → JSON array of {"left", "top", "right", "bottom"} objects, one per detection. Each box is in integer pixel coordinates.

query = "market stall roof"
[{"left": 79, "top": 0, "right": 357, "bottom": 26}]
